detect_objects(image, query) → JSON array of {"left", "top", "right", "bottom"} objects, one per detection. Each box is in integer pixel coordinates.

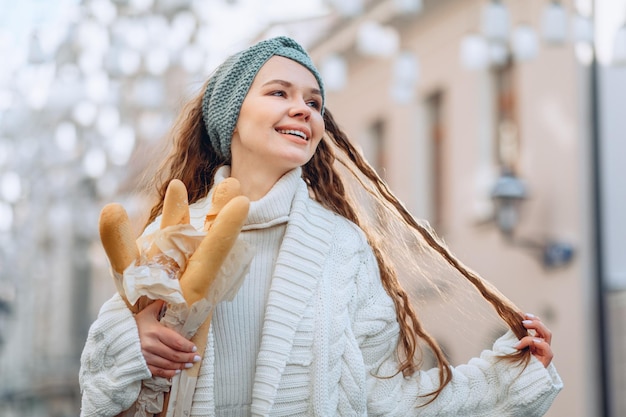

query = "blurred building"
[
  {"left": 268, "top": 0, "right": 624, "bottom": 416},
  {"left": 1, "top": 0, "right": 625, "bottom": 416}
]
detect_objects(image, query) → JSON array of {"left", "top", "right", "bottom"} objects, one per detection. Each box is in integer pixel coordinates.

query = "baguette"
[
  {"left": 180, "top": 194, "right": 249, "bottom": 306},
  {"left": 98, "top": 203, "right": 140, "bottom": 311},
  {"left": 160, "top": 179, "right": 190, "bottom": 228},
  {"left": 146, "top": 179, "right": 191, "bottom": 260},
  {"left": 99, "top": 203, "right": 140, "bottom": 274},
  {"left": 204, "top": 177, "right": 242, "bottom": 231}
]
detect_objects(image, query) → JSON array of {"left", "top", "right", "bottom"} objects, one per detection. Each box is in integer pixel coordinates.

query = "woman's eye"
[
  {"left": 307, "top": 100, "right": 321, "bottom": 110},
  {"left": 270, "top": 90, "right": 286, "bottom": 97}
]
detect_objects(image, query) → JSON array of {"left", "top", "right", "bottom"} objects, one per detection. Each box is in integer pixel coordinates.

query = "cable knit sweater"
[{"left": 80, "top": 167, "right": 563, "bottom": 417}]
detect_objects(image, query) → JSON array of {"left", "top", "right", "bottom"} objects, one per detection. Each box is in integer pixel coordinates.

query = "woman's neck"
[{"left": 230, "top": 166, "right": 289, "bottom": 201}]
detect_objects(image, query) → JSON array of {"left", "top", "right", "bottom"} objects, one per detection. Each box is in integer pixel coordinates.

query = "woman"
[{"left": 80, "top": 36, "right": 562, "bottom": 417}]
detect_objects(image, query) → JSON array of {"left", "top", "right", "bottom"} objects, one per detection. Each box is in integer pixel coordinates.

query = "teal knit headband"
[{"left": 201, "top": 36, "right": 325, "bottom": 160}]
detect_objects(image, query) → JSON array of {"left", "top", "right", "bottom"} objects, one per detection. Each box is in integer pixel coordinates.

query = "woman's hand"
[
  {"left": 515, "top": 313, "right": 554, "bottom": 368},
  {"left": 135, "top": 300, "right": 201, "bottom": 378}
]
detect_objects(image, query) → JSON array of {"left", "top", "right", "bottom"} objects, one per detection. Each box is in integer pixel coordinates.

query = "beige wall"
[{"left": 310, "top": 0, "right": 595, "bottom": 415}]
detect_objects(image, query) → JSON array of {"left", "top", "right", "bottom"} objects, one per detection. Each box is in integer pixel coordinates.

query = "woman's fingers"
[
  {"left": 148, "top": 366, "right": 177, "bottom": 379},
  {"left": 516, "top": 313, "right": 554, "bottom": 368},
  {"left": 135, "top": 300, "right": 201, "bottom": 377},
  {"left": 515, "top": 336, "right": 554, "bottom": 367},
  {"left": 522, "top": 313, "right": 552, "bottom": 345},
  {"left": 142, "top": 333, "right": 200, "bottom": 366},
  {"left": 144, "top": 351, "right": 201, "bottom": 378}
]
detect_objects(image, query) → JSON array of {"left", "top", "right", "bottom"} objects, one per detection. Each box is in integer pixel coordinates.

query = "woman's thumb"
[{"left": 143, "top": 299, "right": 165, "bottom": 318}]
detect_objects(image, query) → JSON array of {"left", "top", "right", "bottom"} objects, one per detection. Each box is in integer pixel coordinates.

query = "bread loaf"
[
  {"left": 204, "top": 177, "right": 242, "bottom": 231},
  {"left": 160, "top": 179, "right": 190, "bottom": 228},
  {"left": 180, "top": 194, "right": 249, "bottom": 306},
  {"left": 99, "top": 203, "right": 140, "bottom": 275}
]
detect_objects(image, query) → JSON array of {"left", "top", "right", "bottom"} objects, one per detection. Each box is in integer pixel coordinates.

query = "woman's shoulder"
[
  {"left": 286, "top": 185, "right": 374, "bottom": 281},
  {"left": 303, "top": 196, "right": 369, "bottom": 250}
]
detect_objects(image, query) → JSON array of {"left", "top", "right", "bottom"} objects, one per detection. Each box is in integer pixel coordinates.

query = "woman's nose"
[{"left": 289, "top": 99, "right": 311, "bottom": 120}]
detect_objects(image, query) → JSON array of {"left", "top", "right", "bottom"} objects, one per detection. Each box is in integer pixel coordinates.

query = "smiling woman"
[
  {"left": 231, "top": 57, "right": 325, "bottom": 199},
  {"left": 79, "top": 36, "right": 562, "bottom": 417}
]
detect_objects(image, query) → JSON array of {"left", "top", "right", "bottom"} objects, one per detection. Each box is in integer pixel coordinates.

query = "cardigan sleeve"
[
  {"left": 353, "top": 247, "right": 563, "bottom": 417},
  {"left": 79, "top": 293, "right": 152, "bottom": 417}
]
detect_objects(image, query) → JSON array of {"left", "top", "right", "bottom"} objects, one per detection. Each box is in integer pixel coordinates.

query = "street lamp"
[
  {"left": 490, "top": 170, "right": 526, "bottom": 237},
  {"left": 490, "top": 171, "right": 575, "bottom": 269}
]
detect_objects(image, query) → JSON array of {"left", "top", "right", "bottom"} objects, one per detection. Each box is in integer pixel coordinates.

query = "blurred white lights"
[
  {"left": 129, "top": 0, "right": 155, "bottom": 13},
  {"left": 191, "top": 0, "right": 211, "bottom": 23},
  {"left": 573, "top": 14, "right": 594, "bottom": 65},
  {"left": 145, "top": 15, "right": 169, "bottom": 46},
  {"left": 145, "top": 48, "right": 171, "bottom": 75},
  {"left": 16, "top": 63, "right": 56, "bottom": 110},
  {"left": 0, "top": 202, "right": 13, "bottom": 232},
  {"left": 72, "top": 100, "right": 98, "bottom": 127},
  {"left": 169, "top": 11, "right": 197, "bottom": 51},
  {"left": 482, "top": 0, "right": 510, "bottom": 43},
  {"left": 36, "top": 25, "right": 69, "bottom": 58},
  {"left": 0, "top": 141, "right": 9, "bottom": 167},
  {"left": 394, "top": 0, "right": 423, "bottom": 14},
  {"left": 117, "top": 49, "right": 142, "bottom": 75},
  {"left": 76, "top": 20, "right": 110, "bottom": 53},
  {"left": 460, "top": 33, "right": 489, "bottom": 70},
  {"left": 137, "top": 111, "right": 169, "bottom": 140},
  {"left": 79, "top": 51, "right": 105, "bottom": 74},
  {"left": 85, "top": 71, "right": 111, "bottom": 102},
  {"left": 572, "top": 14, "right": 594, "bottom": 44},
  {"left": 542, "top": 1, "right": 568, "bottom": 45},
  {"left": 328, "top": 0, "right": 363, "bottom": 17},
  {"left": 0, "top": 172, "right": 22, "bottom": 203},
  {"left": 180, "top": 45, "right": 205, "bottom": 73},
  {"left": 117, "top": 20, "right": 149, "bottom": 51},
  {"left": 390, "top": 51, "right": 419, "bottom": 103},
  {"left": 132, "top": 77, "right": 165, "bottom": 108},
  {"left": 48, "top": 203, "right": 73, "bottom": 233},
  {"left": 320, "top": 53, "right": 347, "bottom": 92},
  {"left": 89, "top": 0, "right": 117, "bottom": 25},
  {"left": 512, "top": 24, "right": 539, "bottom": 62},
  {"left": 96, "top": 105, "right": 121, "bottom": 136},
  {"left": 54, "top": 121, "right": 78, "bottom": 153},
  {"left": 107, "top": 125, "right": 136, "bottom": 166},
  {"left": 575, "top": 0, "right": 593, "bottom": 17},
  {"left": 613, "top": 25, "right": 626, "bottom": 66},
  {"left": 83, "top": 148, "right": 107, "bottom": 178},
  {"left": 0, "top": 90, "right": 13, "bottom": 111},
  {"left": 489, "top": 42, "right": 509, "bottom": 67},
  {"left": 356, "top": 22, "right": 400, "bottom": 57}
]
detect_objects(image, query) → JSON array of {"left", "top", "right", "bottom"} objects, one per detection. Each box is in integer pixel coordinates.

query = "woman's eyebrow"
[{"left": 262, "top": 79, "right": 322, "bottom": 96}]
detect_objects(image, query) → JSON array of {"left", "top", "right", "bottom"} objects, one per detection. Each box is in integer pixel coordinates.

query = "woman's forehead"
[{"left": 253, "top": 56, "right": 321, "bottom": 90}]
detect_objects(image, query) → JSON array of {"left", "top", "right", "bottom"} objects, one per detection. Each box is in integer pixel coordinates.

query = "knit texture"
[
  {"left": 79, "top": 294, "right": 151, "bottom": 417},
  {"left": 201, "top": 36, "right": 325, "bottom": 160},
  {"left": 212, "top": 166, "right": 297, "bottom": 416}
]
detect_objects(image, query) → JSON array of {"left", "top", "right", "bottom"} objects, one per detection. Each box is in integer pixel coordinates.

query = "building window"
[
  {"left": 362, "top": 119, "right": 387, "bottom": 180},
  {"left": 426, "top": 91, "right": 445, "bottom": 232},
  {"left": 493, "top": 59, "right": 520, "bottom": 172}
]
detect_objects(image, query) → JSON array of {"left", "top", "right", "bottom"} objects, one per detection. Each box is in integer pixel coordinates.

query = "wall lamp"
[{"left": 491, "top": 171, "right": 575, "bottom": 269}]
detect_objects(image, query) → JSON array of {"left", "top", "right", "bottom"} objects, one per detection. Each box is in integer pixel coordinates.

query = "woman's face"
[{"left": 231, "top": 56, "right": 324, "bottom": 180}]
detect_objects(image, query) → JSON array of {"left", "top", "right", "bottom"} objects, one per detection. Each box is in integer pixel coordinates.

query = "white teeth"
[{"left": 277, "top": 129, "right": 307, "bottom": 140}]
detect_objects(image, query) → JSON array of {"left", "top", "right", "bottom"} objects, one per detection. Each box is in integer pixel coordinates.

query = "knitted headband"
[{"left": 201, "top": 36, "right": 325, "bottom": 160}]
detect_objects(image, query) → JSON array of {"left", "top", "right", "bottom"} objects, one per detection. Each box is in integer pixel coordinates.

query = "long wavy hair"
[{"left": 144, "top": 80, "right": 531, "bottom": 403}]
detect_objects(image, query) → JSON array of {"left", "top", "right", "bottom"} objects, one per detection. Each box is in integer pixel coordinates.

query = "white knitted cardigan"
[{"left": 80, "top": 169, "right": 563, "bottom": 417}]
